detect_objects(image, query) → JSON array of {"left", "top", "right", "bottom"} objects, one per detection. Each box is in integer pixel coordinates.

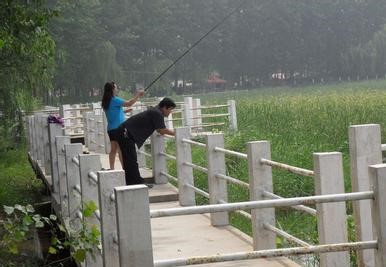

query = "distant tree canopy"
[
  {"left": 49, "top": 0, "right": 386, "bottom": 99},
  {"left": 3, "top": 0, "right": 386, "bottom": 114}
]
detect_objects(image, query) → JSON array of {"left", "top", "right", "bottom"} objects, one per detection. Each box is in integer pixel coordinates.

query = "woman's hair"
[{"left": 101, "top": 81, "right": 115, "bottom": 110}]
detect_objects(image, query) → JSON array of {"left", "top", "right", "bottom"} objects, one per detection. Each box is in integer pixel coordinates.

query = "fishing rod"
[{"left": 144, "top": 0, "right": 247, "bottom": 93}]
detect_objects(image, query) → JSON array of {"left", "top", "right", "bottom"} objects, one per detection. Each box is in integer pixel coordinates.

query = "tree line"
[
  {"left": 1, "top": 0, "right": 386, "bottom": 147},
  {"left": 50, "top": 0, "right": 386, "bottom": 98}
]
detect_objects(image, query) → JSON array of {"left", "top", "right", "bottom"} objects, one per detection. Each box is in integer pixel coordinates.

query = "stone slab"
[{"left": 150, "top": 201, "right": 301, "bottom": 267}]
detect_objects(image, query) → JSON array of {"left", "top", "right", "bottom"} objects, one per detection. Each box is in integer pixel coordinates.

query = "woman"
[{"left": 101, "top": 81, "right": 144, "bottom": 169}]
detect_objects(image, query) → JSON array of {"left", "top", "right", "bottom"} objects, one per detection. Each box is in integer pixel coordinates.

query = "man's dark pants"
[{"left": 116, "top": 128, "right": 144, "bottom": 185}]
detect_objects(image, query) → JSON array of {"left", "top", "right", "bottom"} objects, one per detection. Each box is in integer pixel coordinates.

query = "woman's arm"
[{"left": 123, "top": 90, "right": 145, "bottom": 107}]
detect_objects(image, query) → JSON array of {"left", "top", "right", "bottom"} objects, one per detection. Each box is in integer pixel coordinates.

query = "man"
[{"left": 116, "top": 97, "right": 176, "bottom": 185}]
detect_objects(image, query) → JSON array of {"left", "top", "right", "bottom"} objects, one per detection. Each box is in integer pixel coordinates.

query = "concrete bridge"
[{"left": 25, "top": 101, "right": 386, "bottom": 267}]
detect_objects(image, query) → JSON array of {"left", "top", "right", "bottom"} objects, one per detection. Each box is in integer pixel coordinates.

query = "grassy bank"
[
  {"left": 165, "top": 79, "right": 386, "bottom": 265},
  {"left": 0, "top": 147, "right": 43, "bottom": 209}
]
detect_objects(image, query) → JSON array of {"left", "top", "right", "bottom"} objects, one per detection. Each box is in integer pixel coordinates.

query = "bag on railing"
[{"left": 47, "top": 114, "right": 64, "bottom": 126}]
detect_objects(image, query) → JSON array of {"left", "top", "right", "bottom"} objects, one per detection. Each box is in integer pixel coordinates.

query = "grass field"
[
  {"left": 0, "top": 147, "right": 43, "bottom": 210},
  {"left": 165, "top": 79, "right": 386, "bottom": 265}
]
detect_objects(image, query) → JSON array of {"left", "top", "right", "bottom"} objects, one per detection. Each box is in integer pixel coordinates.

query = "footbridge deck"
[{"left": 26, "top": 106, "right": 386, "bottom": 267}]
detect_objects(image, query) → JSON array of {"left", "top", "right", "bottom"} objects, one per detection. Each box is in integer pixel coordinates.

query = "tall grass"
[{"left": 167, "top": 80, "right": 386, "bottom": 265}]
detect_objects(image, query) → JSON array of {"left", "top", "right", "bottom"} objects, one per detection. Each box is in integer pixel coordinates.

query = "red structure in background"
[{"left": 207, "top": 72, "right": 226, "bottom": 90}]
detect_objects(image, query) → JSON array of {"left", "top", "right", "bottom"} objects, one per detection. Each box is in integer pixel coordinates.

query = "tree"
[{"left": 0, "top": 0, "right": 56, "bottom": 148}]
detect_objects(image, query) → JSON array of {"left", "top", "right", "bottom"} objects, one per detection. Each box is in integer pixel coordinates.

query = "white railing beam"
[{"left": 150, "top": 191, "right": 373, "bottom": 218}]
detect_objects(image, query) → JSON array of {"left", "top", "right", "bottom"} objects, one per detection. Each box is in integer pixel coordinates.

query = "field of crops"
[{"left": 166, "top": 80, "right": 386, "bottom": 265}]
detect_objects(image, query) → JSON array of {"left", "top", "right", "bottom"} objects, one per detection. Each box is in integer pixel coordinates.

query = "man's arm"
[
  {"left": 156, "top": 128, "right": 175, "bottom": 136},
  {"left": 123, "top": 90, "right": 145, "bottom": 107}
]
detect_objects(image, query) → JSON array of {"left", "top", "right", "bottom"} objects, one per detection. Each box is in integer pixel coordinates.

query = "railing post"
[
  {"left": 137, "top": 146, "right": 146, "bottom": 168},
  {"left": 98, "top": 170, "right": 125, "bottom": 267},
  {"left": 192, "top": 98, "right": 202, "bottom": 129},
  {"left": 115, "top": 185, "right": 154, "bottom": 267},
  {"left": 95, "top": 115, "right": 105, "bottom": 154},
  {"left": 151, "top": 132, "right": 167, "bottom": 184},
  {"left": 369, "top": 164, "right": 386, "bottom": 267},
  {"left": 88, "top": 113, "right": 97, "bottom": 152},
  {"left": 314, "top": 152, "right": 349, "bottom": 267},
  {"left": 26, "top": 116, "right": 32, "bottom": 157},
  {"left": 227, "top": 100, "right": 237, "bottom": 131},
  {"left": 78, "top": 154, "right": 102, "bottom": 267},
  {"left": 42, "top": 114, "right": 51, "bottom": 176},
  {"left": 165, "top": 111, "right": 174, "bottom": 129},
  {"left": 102, "top": 110, "right": 111, "bottom": 154},
  {"left": 35, "top": 114, "right": 43, "bottom": 167},
  {"left": 247, "top": 141, "right": 275, "bottom": 250},
  {"left": 34, "top": 114, "right": 41, "bottom": 165},
  {"left": 83, "top": 112, "right": 91, "bottom": 150},
  {"left": 349, "top": 124, "right": 382, "bottom": 267},
  {"left": 64, "top": 143, "right": 83, "bottom": 230},
  {"left": 30, "top": 115, "right": 37, "bottom": 162},
  {"left": 175, "top": 127, "right": 195, "bottom": 206},
  {"left": 206, "top": 133, "right": 228, "bottom": 226},
  {"left": 49, "top": 123, "right": 64, "bottom": 194},
  {"left": 183, "top": 96, "right": 193, "bottom": 127},
  {"left": 60, "top": 104, "right": 70, "bottom": 136},
  {"left": 73, "top": 104, "right": 82, "bottom": 135},
  {"left": 55, "top": 136, "right": 71, "bottom": 219}
]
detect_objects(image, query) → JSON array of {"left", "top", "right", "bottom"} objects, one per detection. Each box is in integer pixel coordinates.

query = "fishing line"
[{"left": 144, "top": 0, "right": 247, "bottom": 93}]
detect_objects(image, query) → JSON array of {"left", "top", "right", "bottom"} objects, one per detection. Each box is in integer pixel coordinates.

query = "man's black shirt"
[{"left": 120, "top": 107, "right": 166, "bottom": 148}]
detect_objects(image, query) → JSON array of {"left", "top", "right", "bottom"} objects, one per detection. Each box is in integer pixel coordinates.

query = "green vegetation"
[
  {"left": 0, "top": 1, "right": 56, "bottom": 152},
  {"left": 0, "top": 147, "right": 43, "bottom": 207},
  {"left": 166, "top": 79, "right": 386, "bottom": 265}
]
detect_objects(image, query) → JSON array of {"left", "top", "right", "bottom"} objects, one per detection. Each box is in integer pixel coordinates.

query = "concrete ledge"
[{"left": 149, "top": 183, "right": 179, "bottom": 203}]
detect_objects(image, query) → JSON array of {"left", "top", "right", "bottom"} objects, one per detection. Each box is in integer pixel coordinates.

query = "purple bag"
[{"left": 47, "top": 114, "right": 64, "bottom": 126}]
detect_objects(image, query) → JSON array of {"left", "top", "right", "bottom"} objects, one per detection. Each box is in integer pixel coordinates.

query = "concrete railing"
[
  {"left": 149, "top": 127, "right": 352, "bottom": 266},
  {"left": 117, "top": 170, "right": 385, "bottom": 267},
  {"left": 25, "top": 115, "right": 386, "bottom": 267},
  {"left": 27, "top": 117, "right": 126, "bottom": 267}
]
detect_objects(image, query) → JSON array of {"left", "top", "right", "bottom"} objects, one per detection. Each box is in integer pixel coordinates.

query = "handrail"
[
  {"left": 88, "top": 171, "right": 98, "bottom": 184},
  {"left": 215, "top": 173, "right": 249, "bottom": 188},
  {"left": 95, "top": 209, "right": 101, "bottom": 221},
  {"left": 153, "top": 241, "right": 377, "bottom": 266},
  {"left": 190, "top": 123, "right": 225, "bottom": 129},
  {"left": 381, "top": 144, "right": 386, "bottom": 151},
  {"left": 160, "top": 171, "right": 178, "bottom": 183},
  {"left": 138, "top": 150, "right": 151, "bottom": 158},
  {"left": 185, "top": 183, "right": 210, "bottom": 198},
  {"left": 182, "top": 138, "right": 206, "bottom": 148},
  {"left": 191, "top": 104, "right": 230, "bottom": 110},
  {"left": 74, "top": 184, "right": 81, "bottom": 195},
  {"left": 72, "top": 156, "right": 80, "bottom": 166},
  {"left": 219, "top": 200, "right": 251, "bottom": 219},
  {"left": 150, "top": 191, "right": 373, "bottom": 218},
  {"left": 214, "top": 147, "right": 248, "bottom": 159},
  {"left": 260, "top": 158, "right": 314, "bottom": 177},
  {"left": 164, "top": 134, "right": 175, "bottom": 139},
  {"left": 183, "top": 162, "right": 208, "bottom": 173},
  {"left": 262, "top": 191, "right": 317, "bottom": 216},
  {"left": 160, "top": 152, "right": 176, "bottom": 161},
  {"left": 263, "top": 223, "right": 311, "bottom": 247},
  {"left": 191, "top": 113, "right": 229, "bottom": 119}
]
